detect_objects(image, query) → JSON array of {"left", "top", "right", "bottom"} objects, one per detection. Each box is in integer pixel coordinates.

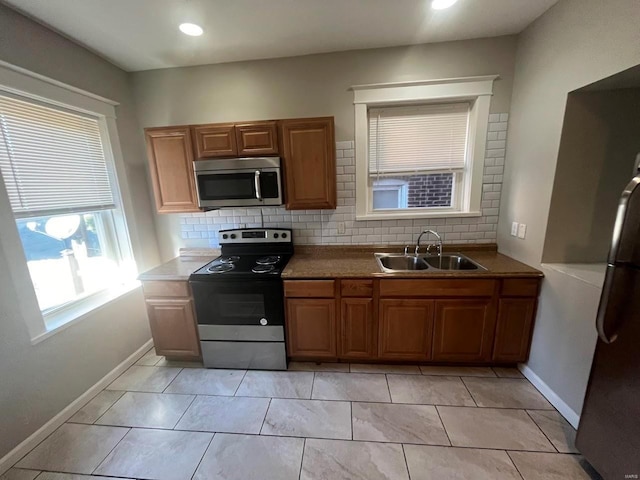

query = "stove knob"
[
  {"left": 281, "top": 233, "right": 288, "bottom": 238},
  {"left": 230, "top": 234, "right": 236, "bottom": 239},
  {"left": 260, "top": 318, "right": 268, "bottom": 326},
  {"left": 274, "top": 233, "right": 279, "bottom": 239},
  {"left": 222, "top": 234, "right": 228, "bottom": 239}
]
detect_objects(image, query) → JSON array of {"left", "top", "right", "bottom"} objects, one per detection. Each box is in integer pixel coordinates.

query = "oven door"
[
  {"left": 190, "top": 278, "right": 285, "bottom": 342},
  {"left": 195, "top": 167, "right": 282, "bottom": 208}
]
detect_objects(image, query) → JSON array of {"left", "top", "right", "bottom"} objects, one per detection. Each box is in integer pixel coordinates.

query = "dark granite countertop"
[
  {"left": 281, "top": 245, "right": 542, "bottom": 279},
  {"left": 138, "top": 249, "right": 220, "bottom": 281}
]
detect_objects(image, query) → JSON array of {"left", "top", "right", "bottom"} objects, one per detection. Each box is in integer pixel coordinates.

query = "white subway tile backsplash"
[
  {"left": 336, "top": 140, "right": 354, "bottom": 150},
  {"left": 179, "top": 113, "right": 508, "bottom": 246}
]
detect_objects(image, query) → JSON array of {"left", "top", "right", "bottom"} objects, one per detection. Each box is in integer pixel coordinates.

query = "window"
[
  {"left": 353, "top": 76, "right": 496, "bottom": 220},
  {"left": 0, "top": 92, "right": 132, "bottom": 316},
  {"left": 370, "top": 103, "right": 468, "bottom": 211}
]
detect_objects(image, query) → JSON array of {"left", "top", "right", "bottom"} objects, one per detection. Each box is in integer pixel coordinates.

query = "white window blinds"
[
  {"left": 0, "top": 93, "right": 115, "bottom": 218},
  {"left": 369, "top": 102, "right": 470, "bottom": 176}
]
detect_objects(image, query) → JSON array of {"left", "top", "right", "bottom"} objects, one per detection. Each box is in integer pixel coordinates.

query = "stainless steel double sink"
[{"left": 375, "top": 253, "right": 486, "bottom": 273}]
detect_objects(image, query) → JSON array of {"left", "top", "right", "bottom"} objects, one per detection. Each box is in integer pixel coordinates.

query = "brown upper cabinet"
[
  {"left": 144, "top": 127, "right": 200, "bottom": 213},
  {"left": 236, "top": 122, "right": 279, "bottom": 156},
  {"left": 192, "top": 123, "right": 238, "bottom": 158},
  {"left": 280, "top": 117, "right": 337, "bottom": 210},
  {"left": 192, "top": 121, "right": 279, "bottom": 158},
  {"left": 145, "top": 117, "right": 337, "bottom": 213}
]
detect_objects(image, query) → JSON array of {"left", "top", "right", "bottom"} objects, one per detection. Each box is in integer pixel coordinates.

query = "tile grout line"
[
  {"left": 505, "top": 450, "right": 526, "bottom": 480},
  {"left": 91, "top": 391, "right": 128, "bottom": 426},
  {"left": 27, "top": 422, "right": 580, "bottom": 456},
  {"left": 258, "top": 398, "right": 273, "bottom": 435},
  {"left": 298, "top": 437, "right": 306, "bottom": 480},
  {"left": 232, "top": 370, "right": 248, "bottom": 396},
  {"left": 460, "top": 376, "right": 479, "bottom": 407},
  {"left": 172, "top": 394, "right": 198, "bottom": 430},
  {"left": 160, "top": 368, "right": 184, "bottom": 394},
  {"left": 384, "top": 374, "right": 393, "bottom": 403},
  {"left": 401, "top": 443, "right": 412, "bottom": 480},
  {"left": 310, "top": 371, "right": 316, "bottom": 399},
  {"left": 524, "top": 410, "right": 559, "bottom": 453},
  {"left": 190, "top": 432, "right": 216, "bottom": 480},
  {"left": 90, "top": 426, "right": 132, "bottom": 475},
  {"left": 349, "top": 402, "right": 353, "bottom": 440},
  {"left": 434, "top": 406, "right": 453, "bottom": 447}
]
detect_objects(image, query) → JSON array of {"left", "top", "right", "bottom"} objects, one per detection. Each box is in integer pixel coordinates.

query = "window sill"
[
  {"left": 355, "top": 210, "right": 482, "bottom": 221},
  {"left": 30, "top": 281, "right": 142, "bottom": 345}
]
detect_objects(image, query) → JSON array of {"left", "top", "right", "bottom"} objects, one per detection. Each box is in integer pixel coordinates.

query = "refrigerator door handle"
[{"left": 596, "top": 264, "right": 618, "bottom": 344}]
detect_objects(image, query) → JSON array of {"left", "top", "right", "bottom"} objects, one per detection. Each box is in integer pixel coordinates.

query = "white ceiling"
[{"left": 5, "top": 0, "right": 558, "bottom": 72}]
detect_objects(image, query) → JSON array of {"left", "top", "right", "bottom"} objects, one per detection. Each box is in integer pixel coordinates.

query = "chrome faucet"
[{"left": 414, "top": 230, "right": 442, "bottom": 256}]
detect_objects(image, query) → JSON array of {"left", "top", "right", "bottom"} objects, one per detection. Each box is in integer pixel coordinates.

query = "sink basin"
[
  {"left": 422, "top": 254, "right": 486, "bottom": 271},
  {"left": 375, "top": 254, "right": 429, "bottom": 272},
  {"left": 375, "top": 252, "right": 486, "bottom": 272}
]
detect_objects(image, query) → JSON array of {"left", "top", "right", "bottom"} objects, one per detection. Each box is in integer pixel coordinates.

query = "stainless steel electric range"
[{"left": 189, "top": 228, "right": 293, "bottom": 370}]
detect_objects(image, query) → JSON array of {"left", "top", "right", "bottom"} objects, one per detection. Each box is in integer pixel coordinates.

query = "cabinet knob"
[{"left": 260, "top": 318, "right": 268, "bottom": 326}]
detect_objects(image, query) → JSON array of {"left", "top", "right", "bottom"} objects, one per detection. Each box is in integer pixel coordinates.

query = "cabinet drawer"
[
  {"left": 284, "top": 280, "right": 335, "bottom": 298},
  {"left": 501, "top": 279, "right": 540, "bottom": 297},
  {"left": 142, "top": 280, "right": 191, "bottom": 298},
  {"left": 379, "top": 279, "right": 495, "bottom": 297},
  {"left": 341, "top": 279, "right": 374, "bottom": 297}
]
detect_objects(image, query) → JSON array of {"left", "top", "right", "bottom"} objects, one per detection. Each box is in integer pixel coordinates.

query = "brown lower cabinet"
[
  {"left": 378, "top": 299, "right": 434, "bottom": 361},
  {"left": 142, "top": 281, "right": 201, "bottom": 359},
  {"left": 284, "top": 278, "right": 539, "bottom": 364},
  {"left": 340, "top": 298, "right": 376, "bottom": 359},
  {"left": 286, "top": 298, "right": 337, "bottom": 358},
  {"left": 493, "top": 298, "right": 537, "bottom": 362},
  {"left": 432, "top": 299, "right": 496, "bottom": 362}
]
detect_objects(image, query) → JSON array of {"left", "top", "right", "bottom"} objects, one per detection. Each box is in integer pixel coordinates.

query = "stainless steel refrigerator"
[{"left": 576, "top": 173, "right": 640, "bottom": 479}]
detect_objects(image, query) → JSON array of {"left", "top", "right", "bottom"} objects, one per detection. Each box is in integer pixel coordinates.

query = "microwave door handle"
[{"left": 254, "top": 170, "right": 262, "bottom": 200}]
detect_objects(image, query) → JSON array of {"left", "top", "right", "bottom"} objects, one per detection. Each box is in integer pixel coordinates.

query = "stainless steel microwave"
[{"left": 194, "top": 157, "right": 283, "bottom": 208}]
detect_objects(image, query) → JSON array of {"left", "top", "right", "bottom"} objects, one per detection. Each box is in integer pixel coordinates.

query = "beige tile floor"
[{"left": 2, "top": 349, "right": 602, "bottom": 480}]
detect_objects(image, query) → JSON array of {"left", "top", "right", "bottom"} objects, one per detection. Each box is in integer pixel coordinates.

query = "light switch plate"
[
  {"left": 518, "top": 223, "right": 527, "bottom": 239},
  {"left": 337, "top": 222, "right": 346, "bottom": 235},
  {"left": 511, "top": 222, "right": 519, "bottom": 237}
]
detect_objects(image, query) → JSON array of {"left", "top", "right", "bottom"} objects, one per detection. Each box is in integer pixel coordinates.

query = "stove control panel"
[{"left": 219, "top": 228, "right": 292, "bottom": 244}]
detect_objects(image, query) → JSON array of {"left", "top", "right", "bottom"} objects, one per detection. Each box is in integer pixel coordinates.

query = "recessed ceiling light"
[
  {"left": 431, "top": 0, "right": 458, "bottom": 9},
  {"left": 179, "top": 23, "right": 203, "bottom": 36}
]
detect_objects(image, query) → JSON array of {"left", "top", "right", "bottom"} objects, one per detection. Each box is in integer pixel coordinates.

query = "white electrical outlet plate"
[
  {"left": 518, "top": 223, "right": 527, "bottom": 239},
  {"left": 337, "top": 222, "right": 346, "bottom": 235},
  {"left": 511, "top": 222, "right": 519, "bottom": 237}
]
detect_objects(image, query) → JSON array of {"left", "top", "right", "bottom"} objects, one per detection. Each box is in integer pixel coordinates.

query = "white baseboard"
[
  {"left": 519, "top": 364, "right": 581, "bottom": 429},
  {"left": 0, "top": 339, "right": 153, "bottom": 476}
]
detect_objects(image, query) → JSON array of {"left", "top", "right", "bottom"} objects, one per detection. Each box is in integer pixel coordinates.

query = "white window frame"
[
  {"left": 353, "top": 75, "right": 497, "bottom": 220},
  {"left": 0, "top": 60, "right": 140, "bottom": 344},
  {"left": 372, "top": 178, "right": 409, "bottom": 209}
]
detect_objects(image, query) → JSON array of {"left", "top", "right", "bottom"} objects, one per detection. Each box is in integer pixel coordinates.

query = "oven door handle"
[{"left": 254, "top": 170, "right": 262, "bottom": 201}]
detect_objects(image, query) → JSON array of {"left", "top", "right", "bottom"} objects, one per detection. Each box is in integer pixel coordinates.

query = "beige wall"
[
  {"left": 498, "top": 0, "right": 640, "bottom": 418},
  {"left": 543, "top": 89, "right": 640, "bottom": 263},
  {"left": 0, "top": 4, "right": 156, "bottom": 458},
  {"left": 132, "top": 36, "right": 518, "bottom": 259}
]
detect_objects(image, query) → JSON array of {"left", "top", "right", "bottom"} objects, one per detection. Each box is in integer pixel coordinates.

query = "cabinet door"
[
  {"left": 145, "top": 127, "right": 200, "bottom": 213},
  {"left": 286, "top": 299, "right": 336, "bottom": 358},
  {"left": 340, "top": 298, "right": 376, "bottom": 359},
  {"left": 432, "top": 299, "right": 496, "bottom": 362},
  {"left": 493, "top": 298, "right": 536, "bottom": 362},
  {"left": 146, "top": 297, "right": 200, "bottom": 358},
  {"left": 236, "top": 122, "right": 279, "bottom": 156},
  {"left": 193, "top": 124, "right": 237, "bottom": 158},
  {"left": 379, "top": 299, "right": 434, "bottom": 361},
  {"left": 280, "top": 118, "right": 336, "bottom": 210}
]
